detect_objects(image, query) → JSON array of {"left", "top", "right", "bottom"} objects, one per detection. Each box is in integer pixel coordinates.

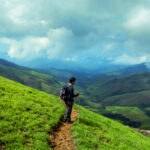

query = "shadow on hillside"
[{"left": 103, "top": 113, "right": 141, "bottom": 128}]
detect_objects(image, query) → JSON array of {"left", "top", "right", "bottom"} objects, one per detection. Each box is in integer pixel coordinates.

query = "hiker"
[{"left": 60, "top": 77, "right": 80, "bottom": 123}]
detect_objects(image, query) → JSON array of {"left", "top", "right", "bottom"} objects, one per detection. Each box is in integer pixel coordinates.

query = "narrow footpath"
[{"left": 50, "top": 108, "right": 78, "bottom": 150}]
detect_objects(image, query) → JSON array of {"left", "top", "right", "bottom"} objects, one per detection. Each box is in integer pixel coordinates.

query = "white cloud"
[
  {"left": 124, "top": 7, "right": 150, "bottom": 56},
  {"left": 64, "top": 56, "right": 78, "bottom": 62},
  {"left": 125, "top": 8, "right": 150, "bottom": 35},
  {"left": 1, "top": 27, "right": 77, "bottom": 60},
  {"left": 46, "top": 27, "right": 76, "bottom": 59},
  {"left": 0, "top": 26, "right": 100, "bottom": 60},
  {"left": 46, "top": 27, "right": 98, "bottom": 59},
  {"left": 111, "top": 53, "right": 147, "bottom": 65},
  {"left": 8, "top": 4, "right": 27, "bottom": 24},
  {"left": 1, "top": 37, "right": 49, "bottom": 59},
  {"left": 1, "top": 0, "right": 150, "bottom": 65},
  {"left": 105, "top": 44, "right": 113, "bottom": 50}
]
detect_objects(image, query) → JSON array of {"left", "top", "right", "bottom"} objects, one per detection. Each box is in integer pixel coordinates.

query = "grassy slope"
[
  {"left": 1, "top": 76, "right": 150, "bottom": 149},
  {"left": 1, "top": 59, "right": 150, "bottom": 130},
  {"left": 83, "top": 71, "right": 150, "bottom": 101},
  {"left": 77, "top": 71, "right": 150, "bottom": 129},
  {"left": 0, "top": 64, "right": 100, "bottom": 110},
  {"left": 0, "top": 60, "right": 102, "bottom": 112},
  {"left": 0, "top": 76, "right": 65, "bottom": 150},
  {"left": 100, "top": 88, "right": 150, "bottom": 107},
  {"left": 72, "top": 104, "right": 150, "bottom": 150},
  {"left": 105, "top": 106, "right": 150, "bottom": 129},
  {"left": 35, "top": 67, "right": 150, "bottom": 129},
  {"left": 0, "top": 64, "right": 61, "bottom": 95}
]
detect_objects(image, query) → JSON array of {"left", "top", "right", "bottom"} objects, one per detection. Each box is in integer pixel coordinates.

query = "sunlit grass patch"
[
  {"left": 0, "top": 76, "right": 65, "bottom": 150},
  {"left": 72, "top": 104, "right": 150, "bottom": 150}
]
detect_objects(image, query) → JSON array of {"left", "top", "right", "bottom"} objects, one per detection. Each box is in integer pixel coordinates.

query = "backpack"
[{"left": 60, "top": 85, "right": 69, "bottom": 101}]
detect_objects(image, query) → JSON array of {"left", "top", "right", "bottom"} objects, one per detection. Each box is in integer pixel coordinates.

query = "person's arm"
[{"left": 70, "top": 87, "right": 79, "bottom": 97}]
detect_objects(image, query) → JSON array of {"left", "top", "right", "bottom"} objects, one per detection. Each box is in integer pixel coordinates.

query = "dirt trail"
[{"left": 50, "top": 108, "right": 78, "bottom": 150}]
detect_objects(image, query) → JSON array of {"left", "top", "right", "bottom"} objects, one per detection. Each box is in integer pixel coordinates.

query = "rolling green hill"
[
  {"left": 0, "top": 75, "right": 65, "bottom": 150},
  {"left": 2, "top": 58, "right": 150, "bottom": 130},
  {"left": 81, "top": 71, "right": 150, "bottom": 102},
  {"left": 0, "top": 58, "right": 62, "bottom": 95},
  {"left": 0, "top": 58, "right": 103, "bottom": 112},
  {"left": 35, "top": 68, "right": 73, "bottom": 82},
  {"left": 105, "top": 106, "right": 150, "bottom": 129},
  {"left": 1, "top": 75, "right": 150, "bottom": 150},
  {"left": 77, "top": 71, "right": 150, "bottom": 129},
  {"left": 100, "top": 89, "right": 150, "bottom": 107}
]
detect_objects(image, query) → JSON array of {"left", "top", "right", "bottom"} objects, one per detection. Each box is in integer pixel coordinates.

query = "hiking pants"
[{"left": 64, "top": 100, "right": 74, "bottom": 121}]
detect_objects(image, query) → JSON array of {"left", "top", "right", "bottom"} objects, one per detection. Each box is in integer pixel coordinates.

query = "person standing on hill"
[{"left": 60, "top": 77, "right": 80, "bottom": 123}]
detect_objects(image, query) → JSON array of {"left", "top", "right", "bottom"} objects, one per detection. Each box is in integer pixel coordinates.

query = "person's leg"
[
  {"left": 64, "top": 101, "right": 73, "bottom": 122},
  {"left": 64, "top": 100, "right": 68, "bottom": 121},
  {"left": 66, "top": 104, "right": 73, "bottom": 122},
  {"left": 64, "top": 102, "right": 69, "bottom": 121}
]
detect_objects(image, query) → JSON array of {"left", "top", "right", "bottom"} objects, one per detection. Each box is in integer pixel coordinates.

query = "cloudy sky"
[{"left": 1, "top": 0, "right": 150, "bottom": 69}]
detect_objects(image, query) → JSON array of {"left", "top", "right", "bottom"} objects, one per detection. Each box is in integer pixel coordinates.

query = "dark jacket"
[{"left": 67, "top": 84, "right": 79, "bottom": 102}]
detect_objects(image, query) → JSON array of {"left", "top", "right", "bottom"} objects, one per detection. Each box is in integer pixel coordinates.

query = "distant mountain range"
[
  {"left": 95, "top": 63, "right": 150, "bottom": 76},
  {"left": 35, "top": 68, "right": 72, "bottom": 82},
  {"left": 81, "top": 71, "right": 150, "bottom": 106},
  {"left": 78, "top": 71, "right": 150, "bottom": 129}
]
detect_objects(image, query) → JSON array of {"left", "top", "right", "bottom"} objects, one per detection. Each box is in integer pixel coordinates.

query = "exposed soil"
[
  {"left": 50, "top": 108, "right": 78, "bottom": 150},
  {"left": 0, "top": 143, "right": 5, "bottom": 150}
]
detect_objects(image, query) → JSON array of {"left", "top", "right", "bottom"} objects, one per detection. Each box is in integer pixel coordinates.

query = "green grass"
[
  {"left": 72, "top": 104, "right": 150, "bottom": 150},
  {"left": 100, "top": 89, "right": 150, "bottom": 107},
  {"left": 106, "top": 106, "right": 148, "bottom": 121},
  {"left": 1, "top": 75, "right": 150, "bottom": 150},
  {"left": 75, "top": 71, "right": 150, "bottom": 130},
  {"left": 0, "top": 64, "right": 61, "bottom": 96},
  {"left": 2, "top": 59, "right": 150, "bottom": 131},
  {"left": 145, "top": 107, "right": 150, "bottom": 111},
  {"left": 83, "top": 71, "right": 150, "bottom": 101},
  {"left": 105, "top": 106, "right": 150, "bottom": 129},
  {"left": 0, "top": 76, "right": 65, "bottom": 150}
]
